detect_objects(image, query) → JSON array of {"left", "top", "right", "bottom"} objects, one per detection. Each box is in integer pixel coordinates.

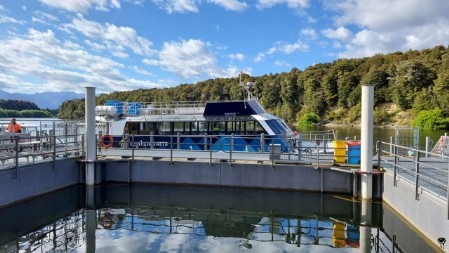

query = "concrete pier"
[{"left": 85, "top": 87, "right": 96, "bottom": 186}]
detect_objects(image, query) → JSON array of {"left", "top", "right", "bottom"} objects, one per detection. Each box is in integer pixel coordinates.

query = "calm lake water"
[{"left": 0, "top": 184, "right": 439, "bottom": 252}]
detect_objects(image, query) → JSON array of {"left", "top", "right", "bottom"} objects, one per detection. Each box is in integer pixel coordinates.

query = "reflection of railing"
[
  {"left": 377, "top": 141, "right": 449, "bottom": 201},
  {"left": 0, "top": 210, "right": 85, "bottom": 253}
]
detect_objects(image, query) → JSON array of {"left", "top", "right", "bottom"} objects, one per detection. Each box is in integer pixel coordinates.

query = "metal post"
[
  {"left": 297, "top": 133, "right": 302, "bottom": 161},
  {"left": 229, "top": 134, "right": 233, "bottom": 166},
  {"left": 390, "top": 136, "right": 394, "bottom": 154},
  {"left": 425, "top": 137, "right": 431, "bottom": 157},
  {"left": 315, "top": 140, "right": 320, "bottom": 169},
  {"left": 394, "top": 144, "right": 398, "bottom": 187},
  {"left": 170, "top": 134, "right": 173, "bottom": 164},
  {"left": 81, "top": 135, "right": 85, "bottom": 157},
  {"left": 177, "top": 132, "right": 181, "bottom": 150},
  {"left": 271, "top": 143, "right": 274, "bottom": 168},
  {"left": 85, "top": 87, "right": 96, "bottom": 186},
  {"left": 377, "top": 141, "right": 381, "bottom": 170},
  {"left": 131, "top": 135, "right": 135, "bottom": 162},
  {"left": 14, "top": 138, "right": 19, "bottom": 178},
  {"left": 414, "top": 150, "right": 420, "bottom": 200},
  {"left": 209, "top": 136, "right": 212, "bottom": 165},
  {"left": 260, "top": 133, "right": 265, "bottom": 152},
  {"left": 52, "top": 124, "right": 56, "bottom": 170},
  {"left": 361, "top": 85, "right": 374, "bottom": 199}
]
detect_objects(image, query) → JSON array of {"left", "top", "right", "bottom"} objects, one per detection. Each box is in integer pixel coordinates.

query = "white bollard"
[
  {"left": 85, "top": 87, "right": 96, "bottom": 186},
  {"left": 361, "top": 85, "right": 374, "bottom": 199}
]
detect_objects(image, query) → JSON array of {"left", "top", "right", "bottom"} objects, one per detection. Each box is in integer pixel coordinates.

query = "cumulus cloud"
[
  {"left": 274, "top": 60, "right": 291, "bottom": 67},
  {"left": 152, "top": 0, "right": 200, "bottom": 13},
  {"left": 301, "top": 28, "right": 317, "bottom": 40},
  {"left": 0, "top": 29, "right": 157, "bottom": 94},
  {"left": 256, "top": 0, "right": 309, "bottom": 9},
  {"left": 253, "top": 52, "right": 265, "bottom": 62},
  {"left": 323, "top": 0, "right": 449, "bottom": 58},
  {"left": 208, "top": 0, "right": 248, "bottom": 11},
  {"left": 38, "top": 0, "right": 121, "bottom": 13},
  {"left": 62, "top": 14, "right": 155, "bottom": 56},
  {"left": 321, "top": 26, "right": 352, "bottom": 41},
  {"left": 143, "top": 39, "right": 223, "bottom": 78},
  {"left": 228, "top": 53, "right": 245, "bottom": 61}
]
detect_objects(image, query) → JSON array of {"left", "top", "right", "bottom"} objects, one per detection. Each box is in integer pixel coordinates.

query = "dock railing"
[
  {"left": 0, "top": 120, "right": 84, "bottom": 172},
  {"left": 376, "top": 141, "right": 449, "bottom": 203},
  {"left": 96, "top": 133, "right": 338, "bottom": 168}
]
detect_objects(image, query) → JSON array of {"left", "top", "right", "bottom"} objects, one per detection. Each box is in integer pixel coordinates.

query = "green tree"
[
  {"left": 412, "top": 108, "right": 449, "bottom": 129},
  {"left": 297, "top": 113, "right": 321, "bottom": 128}
]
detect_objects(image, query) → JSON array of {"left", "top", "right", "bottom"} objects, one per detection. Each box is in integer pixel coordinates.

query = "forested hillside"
[
  {"left": 0, "top": 99, "right": 54, "bottom": 118},
  {"left": 58, "top": 45, "right": 449, "bottom": 129}
]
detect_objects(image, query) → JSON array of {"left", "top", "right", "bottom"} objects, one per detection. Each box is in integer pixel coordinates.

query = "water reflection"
[{"left": 0, "top": 184, "right": 437, "bottom": 252}]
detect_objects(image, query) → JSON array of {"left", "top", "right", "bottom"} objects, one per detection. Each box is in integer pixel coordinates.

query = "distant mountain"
[{"left": 0, "top": 90, "right": 84, "bottom": 109}]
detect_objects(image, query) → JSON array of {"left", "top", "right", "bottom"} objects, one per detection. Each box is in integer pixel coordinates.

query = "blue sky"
[{"left": 0, "top": 0, "right": 448, "bottom": 95}]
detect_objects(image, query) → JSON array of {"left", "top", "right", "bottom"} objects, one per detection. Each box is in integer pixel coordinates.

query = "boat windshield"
[{"left": 265, "top": 119, "right": 290, "bottom": 134}]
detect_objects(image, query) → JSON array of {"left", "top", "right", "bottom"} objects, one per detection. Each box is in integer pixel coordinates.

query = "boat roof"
[{"left": 203, "top": 100, "right": 266, "bottom": 116}]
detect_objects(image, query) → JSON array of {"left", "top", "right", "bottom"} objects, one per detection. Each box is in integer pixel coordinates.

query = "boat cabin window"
[
  {"left": 125, "top": 120, "right": 267, "bottom": 135},
  {"left": 160, "top": 122, "right": 171, "bottom": 135},
  {"left": 265, "top": 119, "right": 288, "bottom": 134}
]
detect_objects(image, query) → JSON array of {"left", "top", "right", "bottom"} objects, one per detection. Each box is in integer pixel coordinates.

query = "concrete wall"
[
  {"left": 0, "top": 158, "right": 82, "bottom": 207},
  {"left": 383, "top": 171, "right": 448, "bottom": 252},
  {"left": 101, "top": 160, "right": 353, "bottom": 193}
]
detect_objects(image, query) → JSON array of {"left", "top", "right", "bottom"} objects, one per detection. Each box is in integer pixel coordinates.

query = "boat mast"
[{"left": 239, "top": 71, "right": 256, "bottom": 101}]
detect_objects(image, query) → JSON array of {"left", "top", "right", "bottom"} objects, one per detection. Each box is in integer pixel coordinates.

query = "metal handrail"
[{"left": 377, "top": 141, "right": 448, "bottom": 201}]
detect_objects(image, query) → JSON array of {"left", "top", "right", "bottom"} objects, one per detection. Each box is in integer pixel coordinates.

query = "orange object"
[
  {"left": 6, "top": 120, "right": 22, "bottom": 133},
  {"left": 100, "top": 135, "right": 114, "bottom": 148}
]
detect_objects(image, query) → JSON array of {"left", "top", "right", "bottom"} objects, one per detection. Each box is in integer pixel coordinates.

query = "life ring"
[{"left": 100, "top": 135, "right": 113, "bottom": 148}]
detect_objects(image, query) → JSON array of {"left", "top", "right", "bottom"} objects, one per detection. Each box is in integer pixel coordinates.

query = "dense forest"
[
  {"left": 58, "top": 45, "right": 449, "bottom": 129},
  {"left": 0, "top": 99, "right": 54, "bottom": 118}
]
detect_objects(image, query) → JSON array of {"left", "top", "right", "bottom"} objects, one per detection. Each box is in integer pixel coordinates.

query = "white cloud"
[
  {"left": 228, "top": 53, "right": 245, "bottom": 61},
  {"left": 0, "top": 15, "right": 26, "bottom": 24},
  {"left": 323, "top": 0, "right": 449, "bottom": 58},
  {"left": 321, "top": 26, "right": 352, "bottom": 41},
  {"left": 132, "top": 66, "right": 153, "bottom": 75},
  {"left": 32, "top": 11, "right": 59, "bottom": 25},
  {"left": 152, "top": 0, "right": 200, "bottom": 14},
  {"left": 253, "top": 52, "right": 265, "bottom": 62},
  {"left": 143, "top": 39, "right": 223, "bottom": 78},
  {"left": 208, "top": 0, "right": 248, "bottom": 11},
  {"left": 331, "top": 0, "right": 449, "bottom": 32},
  {"left": 62, "top": 14, "right": 155, "bottom": 56},
  {"left": 0, "top": 29, "right": 157, "bottom": 94},
  {"left": 39, "top": 0, "right": 121, "bottom": 13},
  {"left": 274, "top": 60, "right": 291, "bottom": 67},
  {"left": 301, "top": 28, "right": 317, "bottom": 40},
  {"left": 280, "top": 40, "right": 309, "bottom": 53},
  {"left": 267, "top": 47, "right": 277, "bottom": 55},
  {"left": 256, "top": 0, "right": 309, "bottom": 9}
]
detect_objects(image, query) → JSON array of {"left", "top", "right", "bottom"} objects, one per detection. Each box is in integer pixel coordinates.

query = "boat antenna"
[{"left": 239, "top": 71, "right": 257, "bottom": 102}]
